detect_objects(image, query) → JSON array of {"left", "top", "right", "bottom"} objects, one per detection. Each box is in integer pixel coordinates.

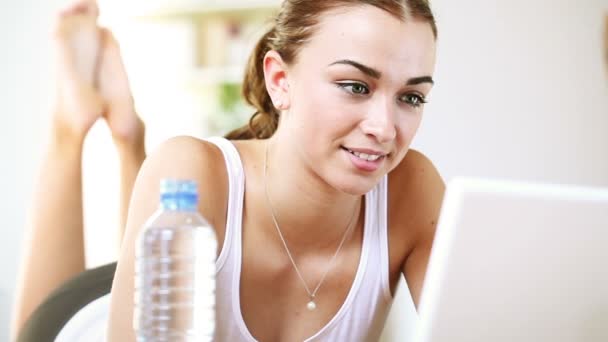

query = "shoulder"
[
  {"left": 143, "top": 135, "right": 223, "bottom": 174},
  {"left": 388, "top": 148, "right": 445, "bottom": 209},
  {"left": 388, "top": 149, "right": 444, "bottom": 198},
  {"left": 387, "top": 149, "right": 445, "bottom": 255},
  {"left": 107, "top": 136, "right": 229, "bottom": 339},
  {"left": 135, "top": 136, "right": 229, "bottom": 229}
]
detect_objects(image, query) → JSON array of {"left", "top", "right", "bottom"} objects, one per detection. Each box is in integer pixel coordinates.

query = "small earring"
[{"left": 274, "top": 100, "right": 283, "bottom": 109}]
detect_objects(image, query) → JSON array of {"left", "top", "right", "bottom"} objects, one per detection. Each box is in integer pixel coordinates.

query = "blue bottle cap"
[{"left": 160, "top": 179, "right": 199, "bottom": 210}]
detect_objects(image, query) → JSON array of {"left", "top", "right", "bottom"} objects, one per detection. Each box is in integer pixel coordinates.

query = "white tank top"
[
  {"left": 56, "top": 137, "right": 395, "bottom": 342},
  {"left": 209, "top": 137, "right": 394, "bottom": 341}
]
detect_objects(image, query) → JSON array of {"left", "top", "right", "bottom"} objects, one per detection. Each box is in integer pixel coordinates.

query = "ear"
[{"left": 263, "top": 50, "right": 290, "bottom": 110}]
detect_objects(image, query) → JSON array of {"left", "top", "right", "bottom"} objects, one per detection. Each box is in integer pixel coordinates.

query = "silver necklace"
[{"left": 263, "top": 142, "right": 359, "bottom": 311}]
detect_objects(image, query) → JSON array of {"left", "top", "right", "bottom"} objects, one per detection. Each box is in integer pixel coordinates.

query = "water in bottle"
[{"left": 134, "top": 179, "right": 217, "bottom": 341}]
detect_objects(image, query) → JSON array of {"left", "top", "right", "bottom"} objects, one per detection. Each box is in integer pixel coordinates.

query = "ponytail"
[{"left": 225, "top": 28, "right": 280, "bottom": 140}]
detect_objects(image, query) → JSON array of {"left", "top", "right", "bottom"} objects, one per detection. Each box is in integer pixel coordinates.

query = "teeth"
[{"left": 348, "top": 149, "right": 382, "bottom": 162}]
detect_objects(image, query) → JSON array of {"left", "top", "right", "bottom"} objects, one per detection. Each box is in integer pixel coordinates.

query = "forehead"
[{"left": 295, "top": 5, "right": 436, "bottom": 78}]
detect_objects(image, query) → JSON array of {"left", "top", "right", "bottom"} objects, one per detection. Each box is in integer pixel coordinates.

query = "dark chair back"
[{"left": 17, "top": 262, "right": 117, "bottom": 342}]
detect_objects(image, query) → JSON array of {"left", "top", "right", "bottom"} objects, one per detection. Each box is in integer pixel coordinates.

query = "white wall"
[
  {"left": 0, "top": 0, "right": 606, "bottom": 340},
  {"left": 417, "top": 0, "right": 608, "bottom": 186},
  {"left": 381, "top": 1, "right": 608, "bottom": 341}
]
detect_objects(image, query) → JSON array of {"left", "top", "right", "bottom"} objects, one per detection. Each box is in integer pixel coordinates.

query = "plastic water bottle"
[{"left": 134, "top": 179, "right": 217, "bottom": 341}]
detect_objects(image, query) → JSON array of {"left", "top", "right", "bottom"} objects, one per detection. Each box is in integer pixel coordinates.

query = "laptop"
[{"left": 415, "top": 178, "right": 608, "bottom": 342}]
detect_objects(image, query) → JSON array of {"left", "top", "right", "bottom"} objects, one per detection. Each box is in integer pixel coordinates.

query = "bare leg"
[
  {"left": 97, "top": 28, "right": 146, "bottom": 245},
  {"left": 115, "top": 124, "right": 146, "bottom": 247},
  {"left": 11, "top": 1, "right": 146, "bottom": 337},
  {"left": 11, "top": 0, "right": 103, "bottom": 337}
]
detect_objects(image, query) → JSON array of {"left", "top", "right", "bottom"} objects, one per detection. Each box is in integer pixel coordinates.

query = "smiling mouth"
[{"left": 340, "top": 146, "right": 388, "bottom": 162}]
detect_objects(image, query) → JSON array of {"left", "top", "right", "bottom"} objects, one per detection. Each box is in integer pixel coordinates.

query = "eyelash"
[
  {"left": 336, "top": 82, "right": 428, "bottom": 108},
  {"left": 399, "top": 93, "right": 428, "bottom": 108},
  {"left": 337, "top": 82, "right": 370, "bottom": 96}
]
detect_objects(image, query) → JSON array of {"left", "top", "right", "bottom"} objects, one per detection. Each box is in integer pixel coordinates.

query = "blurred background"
[{"left": 1, "top": 0, "right": 606, "bottom": 340}]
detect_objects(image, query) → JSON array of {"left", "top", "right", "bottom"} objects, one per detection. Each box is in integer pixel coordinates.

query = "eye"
[
  {"left": 399, "top": 93, "right": 427, "bottom": 108},
  {"left": 337, "top": 82, "right": 370, "bottom": 95}
]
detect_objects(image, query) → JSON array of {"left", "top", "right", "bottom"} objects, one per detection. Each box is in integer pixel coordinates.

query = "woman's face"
[{"left": 279, "top": 5, "right": 437, "bottom": 195}]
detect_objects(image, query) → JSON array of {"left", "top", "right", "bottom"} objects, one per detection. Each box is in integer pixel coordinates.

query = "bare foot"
[
  {"left": 97, "top": 28, "right": 145, "bottom": 147},
  {"left": 51, "top": 0, "right": 104, "bottom": 141}
]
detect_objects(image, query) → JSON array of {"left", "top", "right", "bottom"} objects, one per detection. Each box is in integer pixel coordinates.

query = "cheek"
[
  {"left": 402, "top": 113, "right": 422, "bottom": 145},
  {"left": 398, "top": 114, "right": 422, "bottom": 142},
  {"left": 293, "top": 82, "right": 349, "bottom": 133},
  {"left": 394, "top": 113, "right": 423, "bottom": 154}
]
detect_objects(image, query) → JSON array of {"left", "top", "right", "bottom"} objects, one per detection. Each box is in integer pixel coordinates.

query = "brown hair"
[{"left": 225, "top": 0, "right": 438, "bottom": 140}]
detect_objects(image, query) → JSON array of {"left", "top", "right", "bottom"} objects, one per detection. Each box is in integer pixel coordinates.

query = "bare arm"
[
  {"left": 399, "top": 151, "right": 445, "bottom": 309},
  {"left": 107, "top": 137, "right": 226, "bottom": 341}
]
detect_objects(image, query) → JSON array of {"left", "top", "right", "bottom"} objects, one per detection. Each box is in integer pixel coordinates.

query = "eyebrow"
[
  {"left": 407, "top": 76, "right": 434, "bottom": 86},
  {"left": 329, "top": 59, "right": 382, "bottom": 79},
  {"left": 328, "top": 59, "right": 435, "bottom": 86}
]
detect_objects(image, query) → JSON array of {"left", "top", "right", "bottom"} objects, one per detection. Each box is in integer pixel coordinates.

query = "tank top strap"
[
  {"left": 376, "top": 175, "right": 392, "bottom": 300},
  {"left": 359, "top": 175, "right": 392, "bottom": 301},
  {"left": 205, "top": 137, "right": 245, "bottom": 271}
]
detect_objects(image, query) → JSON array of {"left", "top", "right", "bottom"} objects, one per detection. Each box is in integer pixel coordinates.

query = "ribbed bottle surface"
[{"left": 134, "top": 179, "right": 217, "bottom": 341}]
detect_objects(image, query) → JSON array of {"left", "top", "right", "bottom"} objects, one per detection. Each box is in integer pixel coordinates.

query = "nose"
[{"left": 360, "top": 98, "right": 397, "bottom": 143}]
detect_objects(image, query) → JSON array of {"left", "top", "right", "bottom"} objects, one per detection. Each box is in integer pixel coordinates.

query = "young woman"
[{"left": 108, "top": 0, "right": 444, "bottom": 341}]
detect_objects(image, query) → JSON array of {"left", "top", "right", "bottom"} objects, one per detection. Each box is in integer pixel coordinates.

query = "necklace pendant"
[{"left": 307, "top": 300, "right": 317, "bottom": 311}]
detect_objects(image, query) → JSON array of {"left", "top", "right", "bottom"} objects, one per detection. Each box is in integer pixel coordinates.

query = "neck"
[{"left": 262, "top": 137, "right": 362, "bottom": 253}]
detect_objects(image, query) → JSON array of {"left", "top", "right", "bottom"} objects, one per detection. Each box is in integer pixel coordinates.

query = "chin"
[{"left": 330, "top": 174, "right": 383, "bottom": 196}]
